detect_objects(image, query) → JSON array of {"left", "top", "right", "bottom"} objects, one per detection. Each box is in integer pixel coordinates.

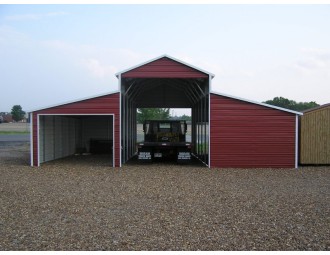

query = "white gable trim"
[
  {"left": 28, "top": 90, "right": 120, "bottom": 113},
  {"left": 211, "top": 91, "right": 303, "bottom": 116},
  {"left": 115, "top": 54, "right": 215, "bottom": 78}
]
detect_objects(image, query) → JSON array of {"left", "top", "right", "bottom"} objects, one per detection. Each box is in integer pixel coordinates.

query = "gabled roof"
[
  {"left": 211, "top": 91, "right": 303, "bottom": 116},
  {"left": 303, "top": 103, "right": 330, "bottom": 113},
  {"left": 115, "top": 54, "right": 215, "bottom": 78},
  {"left": 28, "top": 90, "right": 119, "bottom": 113}
]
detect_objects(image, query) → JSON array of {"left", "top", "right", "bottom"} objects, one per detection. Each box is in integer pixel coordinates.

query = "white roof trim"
[
  {"left": 211, "top": 91, "right": 303, "bottom": 116},
  {"left": 115, "top": 54, "right": 215, "bottom": 79},
  {"left": 29, "top": 90, "right": 120, "bottom": 113}
]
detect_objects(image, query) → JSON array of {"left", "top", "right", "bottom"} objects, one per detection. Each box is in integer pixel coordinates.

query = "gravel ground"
[{"left": 0, "top": 143, "right": 329, "bottom": 251}]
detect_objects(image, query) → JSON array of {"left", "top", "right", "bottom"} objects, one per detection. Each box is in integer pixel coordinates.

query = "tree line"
[{"left": 262, "top": 97, "right": 319, "bottom": 112}]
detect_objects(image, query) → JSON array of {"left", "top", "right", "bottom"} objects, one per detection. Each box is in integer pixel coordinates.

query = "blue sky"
[{"left": 1, "top": 5, "right": 330, "bottom": 114}]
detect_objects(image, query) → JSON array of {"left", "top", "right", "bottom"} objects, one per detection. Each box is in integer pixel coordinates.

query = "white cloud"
[
  {"left": 80, "top": 58, "right": 118, "bottom": 79},
  {"left": 39, "top": 39, "right": 144, "bottom": 79},
  {"left": 294, "top": 47, "right": 330, "bottom": 74},
  {"left": 0, "top": 25, "right": 29, "bottom": 42},
  {"left": 301, "top": 47, "right": 330, "bottom": 58},
  {"left": 5, "top": 11, "right": 69, "bottom": 21}
]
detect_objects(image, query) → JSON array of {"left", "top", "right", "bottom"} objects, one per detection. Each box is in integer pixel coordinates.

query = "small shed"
[{"left": 300, "top": 103, "right": 330, "bottom": 165}]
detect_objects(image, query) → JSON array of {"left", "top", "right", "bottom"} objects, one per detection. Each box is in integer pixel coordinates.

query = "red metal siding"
[
  {"left": 210, "top": 94, "right": 296, "bottom": 168},
  {"left": 122, "top": 57, "right": 208, "bottom": 78},
  {"left": 32, "top": 93, "right": 120, "bottom": 167}
]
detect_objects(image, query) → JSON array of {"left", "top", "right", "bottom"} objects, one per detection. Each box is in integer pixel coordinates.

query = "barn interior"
[
  {"left": 121, "top": 77, "right": 210, "bottom": 166},
  {"left": 38, "top": 115, "right": 114, "bottom": 166}
]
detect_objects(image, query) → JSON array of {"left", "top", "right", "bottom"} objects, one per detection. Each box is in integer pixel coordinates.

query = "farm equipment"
[{"left": 137, "top": 120, "right": 191, "bottom": 163}]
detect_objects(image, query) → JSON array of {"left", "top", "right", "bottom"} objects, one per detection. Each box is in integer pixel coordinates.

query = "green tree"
[
  {"left": 263, "top": 97, "right": 319, "bottom": 112},
  {"left": 137, "top": 108, "right": 170, "bottom": 123},
  {"left": 179, "top": 114, "right": 192, "bottom": 121},
  {"left": 11, "top": 105, "right": 25, "bottom": 122}
]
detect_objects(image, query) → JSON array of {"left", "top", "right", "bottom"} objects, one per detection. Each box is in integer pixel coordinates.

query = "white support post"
[
  {"left": 119, "top": 74, "right": 122, "bottom": 167},
  {"left": 208, "top": 75, "right": 211, "bottom": 169},
  {"left": 37, "top": 114, "right": 40, "bottom": 167},
  {"left": 113, "top": 115, "right": 115, "bottom": 168},
  {"left": 295, "top": 115, "right": 299, "bottom": 169},
  {"left": 30, "top": 112, "right": 33, "bottom": 167}
]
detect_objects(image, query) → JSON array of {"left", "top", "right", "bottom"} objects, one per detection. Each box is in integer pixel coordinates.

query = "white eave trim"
[
  {"left": 28, "top": 90, "right": 120, "bottom": 113},
  {"left": 211, "top": 91, "right": 303, "bottom": 116},
  {"left": 115, "top": 54, "right": 215, "bottom": 79}
]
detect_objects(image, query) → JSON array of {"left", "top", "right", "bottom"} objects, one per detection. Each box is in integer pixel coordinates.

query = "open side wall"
[
  {"left": 191, "top": 85, "right": 209, "bottom": 165},
  {"left": 210, "top": 94, "right": 297, "bottom": 168},
  {"left": 31, "top": 93, "right": 120, "bottom": 167},
  {"left": 120, "top": 83, "right": 137, "bottom": 165},
  {"left": 39, "top": 115, "right": 77, "bottom": 163}
]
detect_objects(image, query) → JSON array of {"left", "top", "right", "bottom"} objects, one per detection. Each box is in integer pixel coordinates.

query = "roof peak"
[{"left": 115, "top": 54, "right": 215, "bottom": 78}]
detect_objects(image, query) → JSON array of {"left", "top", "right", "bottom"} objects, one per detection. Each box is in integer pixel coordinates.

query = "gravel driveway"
[{"left": 0, "top": 143, "right": 329, "bottom": 251}]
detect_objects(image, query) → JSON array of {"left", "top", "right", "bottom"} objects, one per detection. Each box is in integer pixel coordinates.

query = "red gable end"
[{"left": 121, "top": 57, "right": 209, "bottom": 78}]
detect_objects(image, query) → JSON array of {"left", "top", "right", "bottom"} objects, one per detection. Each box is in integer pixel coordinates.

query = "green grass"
[
  {"left": 0, "top": 131, "right": 30, "bottom": 135},
  {"left": 196, "top": 143, "right": 209, "bottom": 153}
]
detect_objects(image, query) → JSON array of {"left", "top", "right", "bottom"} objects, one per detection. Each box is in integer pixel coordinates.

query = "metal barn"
[
  {"left": 30, "top": 55, "right": 302, "bottom": 168},
  {"left": 300, "top": 103, "right": 330, "bottom": 165}
]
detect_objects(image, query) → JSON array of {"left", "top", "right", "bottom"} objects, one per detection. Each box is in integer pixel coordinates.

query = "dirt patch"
[{"left": 0, "top": 144, "right": 329, "bottom": 251}]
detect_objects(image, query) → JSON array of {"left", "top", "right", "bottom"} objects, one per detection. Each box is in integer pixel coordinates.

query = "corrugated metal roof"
[
  {"left": 115, "top": 54, "right": 215, "bottom": 78},
  {"left": 28, "top": 90, "right": 120, "bottom": 113},
  {"left": 211, "top": 91, "right": 303, "bottom": 116}
]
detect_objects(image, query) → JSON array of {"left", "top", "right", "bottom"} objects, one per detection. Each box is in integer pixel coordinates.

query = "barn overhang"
[{"left": 120, "top": 78, "right": 208, "bottom": 108}]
